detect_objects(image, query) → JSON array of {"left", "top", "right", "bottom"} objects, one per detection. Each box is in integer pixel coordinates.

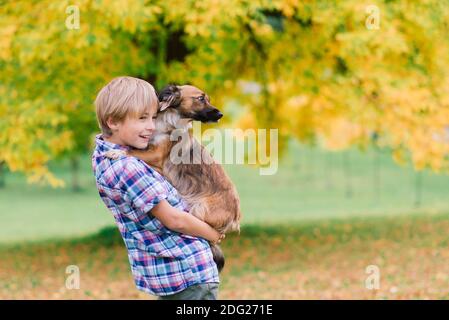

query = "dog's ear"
[{"left": 158, "top": 85, "right": 181, "bottom": 112}]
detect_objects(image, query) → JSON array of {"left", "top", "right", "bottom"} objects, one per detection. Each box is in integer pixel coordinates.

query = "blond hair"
[{"left": 95, "top": 76, "right": 158, "bottom": 137}]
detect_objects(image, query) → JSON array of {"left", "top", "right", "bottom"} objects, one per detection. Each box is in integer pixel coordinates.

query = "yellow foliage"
[{"left": 1, "top": 0, "right": 449, "bottom": 186}]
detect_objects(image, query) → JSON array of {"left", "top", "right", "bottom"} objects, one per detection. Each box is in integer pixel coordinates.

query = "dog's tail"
[{"left": 210, "top": 243, "right": 225, "bottom": 273}]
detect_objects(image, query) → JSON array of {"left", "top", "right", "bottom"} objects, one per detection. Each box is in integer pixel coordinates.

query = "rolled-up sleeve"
[{"left": 120, "top": 159, "right": 168, "bottom": 218}]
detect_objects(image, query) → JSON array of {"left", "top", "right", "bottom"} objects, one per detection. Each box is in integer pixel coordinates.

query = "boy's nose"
[{"left": 146, "top": 119, "right": 156, "bottom": 130}]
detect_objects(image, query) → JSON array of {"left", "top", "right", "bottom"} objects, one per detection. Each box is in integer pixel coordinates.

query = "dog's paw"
[{"left": 104, "top": 150, "right": 127, "bottom": 160}]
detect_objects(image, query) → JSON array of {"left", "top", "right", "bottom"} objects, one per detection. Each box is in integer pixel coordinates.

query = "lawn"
[
  {"left": 1, "top": 143, "right": 448, "bottom": 299},
  {"left": 0, "top": 142, "right": 448, "bottom": 244},
  {"left": 1, "top": 213, "right": 449, "bottom": 299}
]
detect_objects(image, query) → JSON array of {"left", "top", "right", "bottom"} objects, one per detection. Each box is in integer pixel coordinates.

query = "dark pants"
[{"left": 158, "top": 283, "right": 219, "bottom": 300}]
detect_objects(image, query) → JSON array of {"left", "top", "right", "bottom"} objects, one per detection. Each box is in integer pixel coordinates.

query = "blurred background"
[{"left": 1, "top": 0, "right": 449, "bottom": 299}]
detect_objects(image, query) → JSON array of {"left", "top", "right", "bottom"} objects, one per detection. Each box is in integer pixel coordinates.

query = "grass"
[
  {"left": 0, "top": 142, "right": 448, "bottom": 244},
  {"left": 1, "top": 212, "right": 449, "bottom": 299},
  {"left": 1, "top": 143, "right": 448, "bottom": 299}
]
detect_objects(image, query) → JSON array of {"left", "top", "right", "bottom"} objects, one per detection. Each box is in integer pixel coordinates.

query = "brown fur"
[
  {"left": 105, "top": 85, "right": 242, "bottom": 271},
  {"left": 129, "top": 85, "right": 241, "bottom": 234}
]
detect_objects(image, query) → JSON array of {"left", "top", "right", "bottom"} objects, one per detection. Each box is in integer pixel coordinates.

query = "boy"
[{"left": 91, "top": 76, "right": 223, "bottom": 300}]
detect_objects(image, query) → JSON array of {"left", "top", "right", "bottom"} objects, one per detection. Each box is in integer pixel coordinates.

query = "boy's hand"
[
  {"left": 152, "top": 200, "right": 226, "bottom": 244},
  {"left": 211, "top": 232, "right": 226, "bottom": 245},
  {"left": 104, "top": 149, "right": 127, "bottom": 160}
]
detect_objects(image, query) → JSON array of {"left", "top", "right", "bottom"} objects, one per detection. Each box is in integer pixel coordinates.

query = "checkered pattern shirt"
[{"left": 92, "top": 134, "right": 219, "bottom": 296}]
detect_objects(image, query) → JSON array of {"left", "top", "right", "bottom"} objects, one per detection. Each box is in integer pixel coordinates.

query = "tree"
[
  {"left": 1, "top": 0, "right": 448, "bottom": 187},
  {"left": 0, "top": 0, "right": 158, "bottom": 186}
]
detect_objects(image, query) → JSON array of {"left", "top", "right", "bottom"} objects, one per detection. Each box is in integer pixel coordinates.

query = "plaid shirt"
[{"left": 92, "top": 134, "right": 219, "bottom": 296}]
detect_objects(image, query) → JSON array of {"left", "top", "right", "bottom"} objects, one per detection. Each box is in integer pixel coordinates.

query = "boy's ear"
[
  {"left": 106, "top": 117, "right": 119, "bottom": 131},
  {"left": 159, "top": 85, "right": 182, "bottom": 112}
]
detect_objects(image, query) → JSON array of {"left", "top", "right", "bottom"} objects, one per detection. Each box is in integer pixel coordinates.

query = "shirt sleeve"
[{"left": 120, "top": 159, "right": 168, "bottom": 219}]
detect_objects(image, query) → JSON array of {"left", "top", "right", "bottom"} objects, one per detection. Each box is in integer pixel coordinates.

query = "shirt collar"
[{"left": 94, "top": 134, "right": 130, "bottom": 155}]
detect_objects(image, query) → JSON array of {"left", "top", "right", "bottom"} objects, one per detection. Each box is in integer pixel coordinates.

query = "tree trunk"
[
  {"left": 0, "top": 161, "right": 5, "bottom": 188},
  {"left": 373, "top": 149, "right": 381, "bottom": 202},
  {"left": 306, "top": 148, "right": 315, "bottom": 184},
  {"left": 325, "top": 153, "right": 333, "bottom": 190},
  {"left": 414, "top": 171, "right": 422, "bottom": 208},
  {"left": 343, "top": 152, "right": 352, "bottom": 198},
  {"left": 71, "top": 157, "right": 81, "bottom": 192}
]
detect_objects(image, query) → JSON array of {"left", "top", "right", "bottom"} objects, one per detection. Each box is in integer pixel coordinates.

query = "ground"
[
  {"left": 1, "top": 144, "right": 448, "bottom": 299},
  {"left": 1, "top": 213, "right": 449, "bottom": 299}
]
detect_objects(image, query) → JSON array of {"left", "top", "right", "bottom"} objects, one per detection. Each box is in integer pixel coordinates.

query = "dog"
[{"left": 105, "top": 84, "right": 241, "bottom": 272}]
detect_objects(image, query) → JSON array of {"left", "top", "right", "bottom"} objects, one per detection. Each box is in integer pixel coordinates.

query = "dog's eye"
[{"left": 197, "top": 96, "right": 205, "bottom": 102}]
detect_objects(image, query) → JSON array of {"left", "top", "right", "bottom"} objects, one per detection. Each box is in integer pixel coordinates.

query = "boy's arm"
[
  {"left": 151, "top": 199, "right": 223, "bottom": 244},
  {"left": 120, "top": 159, "right": 223, "bottom": 244}
]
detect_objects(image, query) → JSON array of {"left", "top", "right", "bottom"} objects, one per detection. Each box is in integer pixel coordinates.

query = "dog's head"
[{"left": 158, "top": 84, "right": 223, "bottom": 123}]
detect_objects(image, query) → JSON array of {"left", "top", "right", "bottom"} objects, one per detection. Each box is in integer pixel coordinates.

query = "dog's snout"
[
  {"left": 206, "top": 108, "right": 223, "bottom": 121},
  {"left": 215, "top": 110, "right": 223, "bottom": 120}
]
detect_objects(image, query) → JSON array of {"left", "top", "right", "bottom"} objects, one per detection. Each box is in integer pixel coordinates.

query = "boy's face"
[{"left": 106, "top": 102, "right": 158, "bottom": 150}]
